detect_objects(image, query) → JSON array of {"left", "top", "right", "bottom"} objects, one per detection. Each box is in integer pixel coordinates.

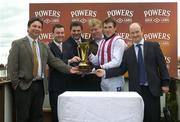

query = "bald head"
[
  {"left": 129, "top": 22, "right": 144, "bottom": 43},
  {"left": 129, "top": 22, "right": 143, "bottom": 32}
]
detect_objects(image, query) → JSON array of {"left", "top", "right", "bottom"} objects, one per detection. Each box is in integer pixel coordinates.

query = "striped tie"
[{"left": 32, "top": 41, "right": 38, "bottom": 77}]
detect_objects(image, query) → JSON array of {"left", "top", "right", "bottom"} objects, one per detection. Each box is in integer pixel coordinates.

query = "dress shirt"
[
  {"left": 133, "top": 38, "right": 148, "bottom": 86},
  {"left": 53, "top": 40, "right": 63, "bottom": 52},
  {"left": 133, "top": 39, "right": 144, "bottom": 60},
  {"left": 75, "top": 38, "right": 82, "bottom": 45},
  {"left": 27, "top": 35, "right": 43, "bottom": 79}
]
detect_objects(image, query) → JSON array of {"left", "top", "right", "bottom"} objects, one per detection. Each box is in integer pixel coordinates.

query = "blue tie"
[{"left": 137, "top": 44, "right": 147, "bottom": 85}]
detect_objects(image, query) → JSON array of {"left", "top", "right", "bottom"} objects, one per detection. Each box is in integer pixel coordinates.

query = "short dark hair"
[
  {"left": 52, "top": 24, "right": 64, "bottom": 33},
  {"left": 27, "top": 17, "right": 43, "bottom": 28},
  {"left": 70, "top": 21, "right": 83, "bottom": 30},
  {"left": 103, "top": 17, "right": 117, "bottom": 27}
]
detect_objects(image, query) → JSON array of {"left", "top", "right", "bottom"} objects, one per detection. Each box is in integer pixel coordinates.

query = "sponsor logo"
[
  {"left": 144, "top": 33, "right": 171, "bottom": 41},
  {"left": 165, "top": 56, "right": 172, "bottom": 69},
  {"left": 34, "top": 10, "right": 61, "bottom": 24},
  {"left": 117, "top": 33, "right": 130, "bottom": 40},
  {"left": 71, "top": 10, "right": 97, "bottom": 23},
  {"left": 39, "top": 33, "right": 53, "bottom": 40},
  {"left": 144, "top": 32, "right": 171, "bottom": 45},
  {"left": 35, "top": 10, "right": 61, "bottom": 17},
  {"left": 81, "top": 33, "right": 91, "bottom": 39},
  {"left": 165, "top": 56, "right": 171, "bottom": 64},
  {"left": 144, "top": 9, "right": 171, "bottom": 23},
  {"left": 106, "top": 9, "right": 134, "bottom": 23}
]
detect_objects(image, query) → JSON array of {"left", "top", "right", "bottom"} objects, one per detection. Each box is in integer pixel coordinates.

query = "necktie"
[
  {"left": 32, "top": 41, "right": 38, "bottom": 77},
  {"left": 136, "top": 44, "right": 147, "bottom": 85}
]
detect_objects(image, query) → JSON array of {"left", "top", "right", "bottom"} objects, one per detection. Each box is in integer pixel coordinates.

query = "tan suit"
[{"left": 7, "top": 36, "right": 71, "bottom": 93}]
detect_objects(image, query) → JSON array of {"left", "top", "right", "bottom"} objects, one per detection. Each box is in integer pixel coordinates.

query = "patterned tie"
[
  {"left": 137, "top": 44, "right": 147, "bottom": 85},
  {"left": 32, "top": 41, "right": 38, "bottom": 77}
]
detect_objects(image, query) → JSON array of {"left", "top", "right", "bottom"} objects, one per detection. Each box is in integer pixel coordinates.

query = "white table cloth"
[{"left": 58, "top": 91, "right": 144, "bottom": 122}]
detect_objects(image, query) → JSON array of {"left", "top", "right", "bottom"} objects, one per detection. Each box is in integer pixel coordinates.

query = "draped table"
[{"left": 58, "top": 91, "right": 144, "bottom": 122}]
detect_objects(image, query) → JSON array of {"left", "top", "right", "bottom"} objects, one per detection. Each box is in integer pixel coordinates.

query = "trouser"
[
  {"left": 49, "top": 91, "right": 65, "bottom": 122},
  {"left": 14, "top": 80, "right": 44, "bottom": 122},
  {"left": 140, "top": 86, "right": 160, "bottom": 122}
]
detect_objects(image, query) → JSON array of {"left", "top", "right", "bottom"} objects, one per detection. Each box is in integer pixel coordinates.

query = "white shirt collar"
[
  {"left": 133, "top": 38, "right": 144, "bottom": 47},
  {"left": 27, "top": 35, "right": 38, "bottom": 44},
  {"left": 53, "top": 40, "right": 62, "bottom": 47},
  {"left": 74, "top": 38, "right": 81, "bottom": 44}
]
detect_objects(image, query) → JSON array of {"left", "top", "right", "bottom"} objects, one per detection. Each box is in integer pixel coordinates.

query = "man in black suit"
[
  {"left": 48, "top": 24, "right": 80, "bottom": 122},
  {"left": 65, "top": 21, "right": 87, "bottom": 91},
  {"left": 96, "top": 22, "right": 170, "bottom": 122},
  {"left": 65, "top": 21, "right": 101, "bottom": 91}
]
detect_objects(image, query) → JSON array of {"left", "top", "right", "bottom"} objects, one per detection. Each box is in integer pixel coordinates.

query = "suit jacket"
[
  {"left": 7, "top": 36, "right": 71, "bottom": 94},
  {"left": 64, "top": 37, "right": 86, "bottom": 90},
  {"left": 106, "top": 41, "right": 170, "bottom": 96},
  {"left": 48, "top": 41, "right": 74, "bottom": 92},
  {"left": 65, "top": 37, "right": 87, "bottom": 58},
  {"left": 65, "top": 36, "right": 101, "bottom": 91}
]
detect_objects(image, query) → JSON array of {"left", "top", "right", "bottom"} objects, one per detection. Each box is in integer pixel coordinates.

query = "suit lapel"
[
  {"left": 51, "top": 42, "right": 62, "bottom": 56},
  {"left": 131, "top": 46, "right": 137, "bottom": 63},
  {"left": 23, "top": 37, "right": 33, "bottom": 62},
  {"left": 130, "top": 42, "right": 148, "bottom": 64},
  {"left": 143, "top": 42, "right": 148, "bottom": 64}
]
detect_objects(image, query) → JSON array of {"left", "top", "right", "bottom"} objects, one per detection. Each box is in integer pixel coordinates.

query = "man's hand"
[
  {"left": 70, "top": 67, "right": 79, "bottom": 74},
  {"left": 161, "top": 86, "right": 169, "bottom": 93},
  {"left": 69, "top": 56, "right": 81, "bottom": 63},
  {"left": 96, "top": 69, "right": 105, "bottom": 77}
]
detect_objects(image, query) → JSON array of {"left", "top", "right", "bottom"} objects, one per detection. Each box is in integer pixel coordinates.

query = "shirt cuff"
[{"left": 103, "top": 71, "right": 106, "bottom": 78}]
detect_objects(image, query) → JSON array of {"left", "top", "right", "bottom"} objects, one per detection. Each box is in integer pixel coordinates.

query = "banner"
[{"left": 30, "top": 3, "right": 177, "bottom": 77}]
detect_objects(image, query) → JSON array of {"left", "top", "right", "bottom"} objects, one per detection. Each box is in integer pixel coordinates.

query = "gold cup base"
[{"left": 79, "top": 65, "right": 92, "bottom": 73}]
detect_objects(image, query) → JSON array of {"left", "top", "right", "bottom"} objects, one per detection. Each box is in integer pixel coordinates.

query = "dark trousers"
[
  {"left": 81, "top": 74, "right": 101, "bottom": 91},
  {"left": 67, "top": 74, "right": 101, "bottom": 91},
  {"left": 14, "top": 80, "right": 44, "bottom": 122},
  {"left": 139, "top": 86, "right": 160, "bottom": 122},
  {"left": 49, "top": 91, "right": 64, "bottom": 122}
]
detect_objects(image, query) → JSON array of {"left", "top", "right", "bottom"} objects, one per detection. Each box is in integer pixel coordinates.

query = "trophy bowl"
[{"left": 77, "top": 42, "right": 92, "bottom": 73}]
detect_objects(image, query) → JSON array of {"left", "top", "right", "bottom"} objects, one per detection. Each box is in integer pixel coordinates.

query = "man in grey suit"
[
  {"left": 96, "top": 22, "right": 170, "bottom": 122},
  {"left": 7, "top": 17, "right": 79, "bottom": 122}
]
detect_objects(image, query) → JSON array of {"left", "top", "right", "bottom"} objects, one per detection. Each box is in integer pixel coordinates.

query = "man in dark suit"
[
  {"left": 65, "top": 21, "right": 87, "bottom": 91},
  {"left": 65, "top": 21, "right": 101, "bottom": 91},
  {"left": 48, "top": 24, "right": 80, "bottom": 122},
  {"left": 7, "top": 17, "right": 79, "bottom": 122},
  {"left": 96, "top": 22, "right": 170, "bottom": 122}
]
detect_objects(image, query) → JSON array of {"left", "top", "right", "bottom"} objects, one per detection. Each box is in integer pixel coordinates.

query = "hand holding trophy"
[{"left": 77, "top": 41, "right": 92, "bottom": 73}]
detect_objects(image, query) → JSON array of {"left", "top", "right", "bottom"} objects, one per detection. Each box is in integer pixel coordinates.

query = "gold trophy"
[{"left": 77, "top": 42, "right": 91, "bottom": 73}]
